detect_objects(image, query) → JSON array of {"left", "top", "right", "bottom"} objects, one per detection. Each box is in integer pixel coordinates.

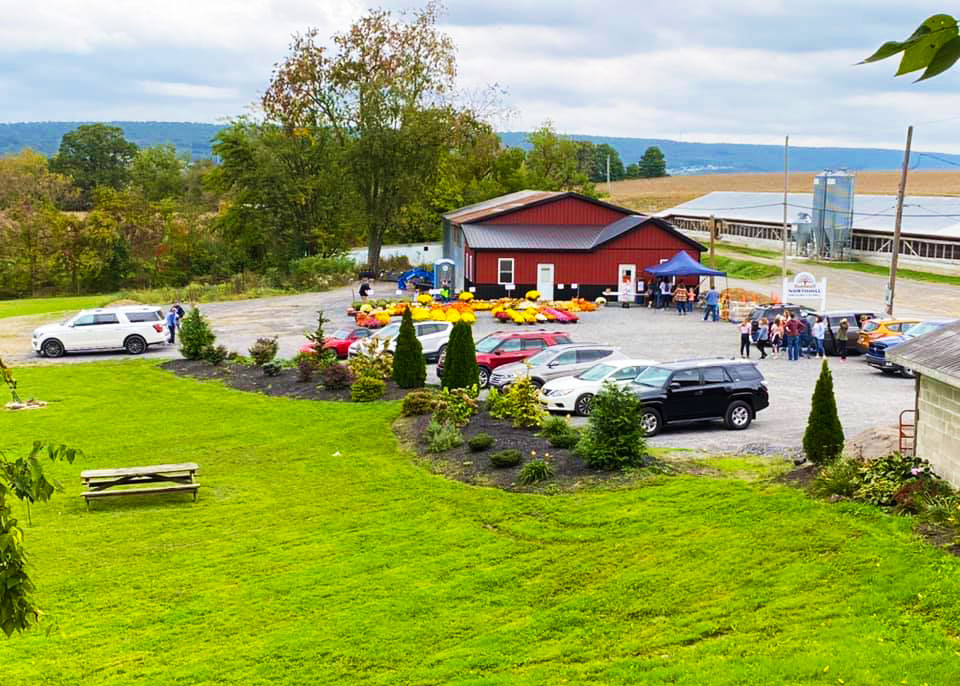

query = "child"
[{"left": 770, "top": 317, "right": 783, "bottom": 359}]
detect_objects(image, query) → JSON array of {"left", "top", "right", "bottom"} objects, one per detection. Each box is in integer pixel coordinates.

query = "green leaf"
[
  {"left": 860, "top": 40, "right": 909, "bottom": 64},
  {"left": 917, "top": 36, "right": 960, "bottom": 81},
  {"left": 897, "top": 15, "right": 958, "bottom": 75}
]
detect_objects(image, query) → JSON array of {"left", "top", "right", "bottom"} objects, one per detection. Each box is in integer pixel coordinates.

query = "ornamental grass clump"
[
  {"left": 425, "top": 418, "right": 463, "bottom": 452},
  {"left": 519, "top": 456, "right": 553, "bottom": 484},
  {"left": 441, "top": 321, "right": 479, "bottom": 391},
  {"left": 179, "top": 307, "right": 216, "bottom": 361},
  {"left": 392, "top": 308, "right": 426, "bottom": 389},
  {"left": 576, "top": 381, "right": 647, "bottom": 469},
  {"left": 802, "top": 360, "right": 844, "bottom": 465}
]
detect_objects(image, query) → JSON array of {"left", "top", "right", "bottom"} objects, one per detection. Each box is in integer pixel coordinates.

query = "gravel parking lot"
[{"left": 6, "top": 286, "right": 918, "bottom": 456}]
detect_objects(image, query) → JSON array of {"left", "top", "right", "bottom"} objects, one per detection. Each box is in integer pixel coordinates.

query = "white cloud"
[{"left": 139, "top": 81, "right": 239, "bottom": 100}]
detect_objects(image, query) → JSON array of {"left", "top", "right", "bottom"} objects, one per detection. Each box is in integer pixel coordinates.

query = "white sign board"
[{"left": 782, "top": 271, "right": 827, "bottom": 311}]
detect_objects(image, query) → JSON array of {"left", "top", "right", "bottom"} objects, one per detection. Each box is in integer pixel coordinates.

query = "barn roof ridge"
[{"left": 444, "top": 190, "right": 637, "bottom": 225}]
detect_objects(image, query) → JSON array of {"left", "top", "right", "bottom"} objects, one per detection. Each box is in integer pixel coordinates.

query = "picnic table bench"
[{"left": 81, "top": 463, "right": 199, "bottom": 506}]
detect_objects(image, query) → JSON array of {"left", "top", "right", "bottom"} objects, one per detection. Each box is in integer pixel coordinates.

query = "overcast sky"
[{"left": 2, "top": 1, "right": 959, "bottom": 151}]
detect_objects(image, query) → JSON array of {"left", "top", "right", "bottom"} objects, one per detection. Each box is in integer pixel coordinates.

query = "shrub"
[
  {"left": 433, "top": 387, "right": 479, "bottom": 427},
  {"left": 249, "top": 337, "right": 278, "bottom": 366},
  {"left": 202, "top": 344, "right": 228, "bottom": 366},
  {"left": 179, "top": 307, "right": 216, "bottom": 360},
  {"left": 287, "top": 255, "right": 355, "bottom": 290},
  {"left": 810, "top": 459, "right": 862, "bottom": 499},
  {"left": 802, "top": 361, "right": 845, "bottom": 464},
  {"left": 855, "top": 453, "right": 935, "bottom": 506},
  {"left": 402, "top": 388, "right": 438, "bottom": 416},
  {"left": 486, "top": 387, "right": 509, "bottom": 419},
  {"left": 489, "top": 449, "right": 521, "bottom": 468},
  {"left": 297, "top": 359, "right": 315, "bottom": 382},
  {"left": 925, "top": 494, "right": 960, "bottom": 525},
  {"left": 348, "top": 338, "right": 393, "bottom": 381},
  {"left": 540, "top": 415, "right": 580, "bottom": 449},
  {"left": 502, "top": 377, "right": 545, "bottom": 429},
  {"left": 519, "top": 458, "right": 553, "bottom": 484},
  {"left": 576, "top": 381, "right": 647, "bottom": 469},
  {"left": 441, "top": 321, "right": 479, "bottom": 391},
  {"left": 393, "top": 309, "right": 426, "bottom": 389},
  {"left": 425, "top": 418, "right": 463, "bottom": 452},
  {"left": 467, "top": 433, "right": 495, "bottom": 452},
  {"left": 263, "top": 362, "right": 282, "bottom": 377},
  {"left": 893, "top": 478, "right": 954, "bottom": 515},
  {"left": 351, "top": 376, "right": 385, "bottom": 402},
  {"left": 320, "top": 363, "right": 355, "bottom": 390}
]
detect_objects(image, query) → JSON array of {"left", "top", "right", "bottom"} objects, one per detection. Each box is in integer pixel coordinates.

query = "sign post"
[{"left": 782, "top": 271, "right": 827, "bottom": 312}]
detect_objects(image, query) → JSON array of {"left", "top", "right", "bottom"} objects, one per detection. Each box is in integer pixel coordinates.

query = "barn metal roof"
[
  {"left": 888, "top": 321, "right": 960, "bottom": 386},
  {"left": 443, "top": 190, "right": 563, "bottom": 224},
  {"left": 658, "top": 191, "right": 960, "bottom": 240}
]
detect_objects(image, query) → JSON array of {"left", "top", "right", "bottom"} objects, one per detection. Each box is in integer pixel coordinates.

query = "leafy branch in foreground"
[
  {"left": 0, "top": 442, "right": 83, "bottom": 637},
  {"left": 861, "top": 14, "right": 960, "bottom": 82}
]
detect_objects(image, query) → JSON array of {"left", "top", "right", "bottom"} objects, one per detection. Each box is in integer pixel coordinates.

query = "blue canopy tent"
[{"left": 646, "top": 251, "right": 727, "bottom": 311}]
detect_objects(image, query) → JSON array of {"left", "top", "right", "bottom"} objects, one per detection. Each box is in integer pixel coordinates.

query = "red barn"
[{"left": 442, "top": 190, "right": 706, "bottom": 300}]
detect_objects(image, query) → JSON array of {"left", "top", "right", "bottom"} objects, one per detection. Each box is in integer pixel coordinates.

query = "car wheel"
[
  {"left": 901, "top": 367, "right": 915, "bottom": 378},
  {"left": 574, "top": 393, "right": 594, "bottom": 416},
  {"left": 41, "top": 339, "right": 64, "bottom": 358},
  {"left": 640, "top": 408, "right": 662, "bottom": 437},
  {"left": 436, "top": 344, "right": 447, "bottom": 360},
  {"left": 881, "top": 368, "right": 896, "bottom": 375},
  {"left": 477, "top": 366, "right": 490, "bottom": 388},
  {"left": 725, "top": 400, "right": 753, "bottom": 430},
  {"left": 124, "top": 335, "right": 147, "bottom": 355},
  {"left": 531, "top": 378, "right": 544, "bottom": 389}
]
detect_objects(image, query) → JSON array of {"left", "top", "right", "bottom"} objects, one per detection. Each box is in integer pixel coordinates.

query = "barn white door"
[
  {"left": 618, "top": 264, "right": 636, "bottom": 301},
  {"left": 536, "top": 263, "right": 555, "bottom": 301}
]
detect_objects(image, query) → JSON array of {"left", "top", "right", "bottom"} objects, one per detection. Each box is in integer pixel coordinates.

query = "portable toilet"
[{"left": 433, "top": 258, "right": 456, "bottom": 293}]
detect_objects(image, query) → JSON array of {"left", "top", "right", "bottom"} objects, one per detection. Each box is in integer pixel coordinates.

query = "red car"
[
  {"left": 438, "top": 329, "right": 573, "bottom": 387},
  {"left": 300, "top": 327, "right": 372, "bottom": 359}
]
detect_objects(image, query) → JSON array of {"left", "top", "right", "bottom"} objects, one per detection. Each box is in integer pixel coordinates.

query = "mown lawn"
[
  {"left": 3, "top": 362, "right": 960, "bottom": 685},
  {"left": 0, "top": 295, "right": 117, "bottom": 320}
]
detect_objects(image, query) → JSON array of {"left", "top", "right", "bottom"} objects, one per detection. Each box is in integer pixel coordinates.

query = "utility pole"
[
  {"left": 606, "top": 154, "right": 612, "bottom": 196},
  {"left": 887, "top": 125, "right": 913, "bottom": 318},
  {"left": 709, "top": 215, "right": 716, "bottom": 289},
  {"left": 781, "top": 135, "right": 789, "bottom": 290}
]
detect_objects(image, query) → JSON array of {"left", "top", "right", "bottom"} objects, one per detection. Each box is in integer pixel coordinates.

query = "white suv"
[
  {"left": 32, "top": 306, "right": 168, "bottom": 358},
  {"left": 348, "top": 321, "right": 453, "bottom": 362}
]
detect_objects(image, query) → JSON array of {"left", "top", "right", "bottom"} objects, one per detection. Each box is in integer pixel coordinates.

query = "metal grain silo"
[{"left": 812, "top": 171, "right": 855, "bottom": 260}]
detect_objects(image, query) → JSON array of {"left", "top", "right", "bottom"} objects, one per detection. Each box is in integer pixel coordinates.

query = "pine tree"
[
  {"left": 179, "top": 307, "right": 216, "bottom": 360},
  {"left": 802, "top": 360, "right": 845, "bottom": 464},
  {"left": 441, "top": 321, "right": 479, "bottom": 391},
  {"left": 392, "top": 308, "right": 426, "bottom": 388}
]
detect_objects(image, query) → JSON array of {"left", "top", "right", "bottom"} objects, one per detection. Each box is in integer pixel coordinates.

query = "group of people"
[
  {"left": 737, "top": 312, "right": 852, "bottom": 362},
  {"left": 166, "top": 302, "right": 185, "bottom": 344}
]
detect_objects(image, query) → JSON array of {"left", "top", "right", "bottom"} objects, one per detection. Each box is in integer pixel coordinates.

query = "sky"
[{"left": 2, "top": 1, "right": 959, "bottom": 152}]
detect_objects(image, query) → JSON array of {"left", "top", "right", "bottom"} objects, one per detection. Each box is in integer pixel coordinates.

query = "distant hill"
[
  {"left": 0, "top": 122, "right": 226, "bottom": 158},
  {"left": 498, "top": 132, "right": 960, "bottom": 175}
]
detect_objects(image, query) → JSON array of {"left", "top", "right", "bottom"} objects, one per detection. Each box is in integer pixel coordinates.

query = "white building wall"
[{"left": 916, "top": 375, "right": 960, "bottom": 487}]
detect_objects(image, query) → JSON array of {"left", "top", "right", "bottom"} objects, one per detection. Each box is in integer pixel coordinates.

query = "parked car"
[
  {"left": 437, "top": 329, "right": 574, "bottom": 387},
  {"left": 857, "top": 318, "right": 921, "bottom": 353},
  {"left": 866, "top": 320, "right": 957, "bottom": 376},
  {"left": 347, "top": 321, "right": 452, "bottom": 362},
  {"left": 539, "top": 358, "right": 658, "bottom": 415},
  {"left": 488, "top": 344, "right": 626, "bottom": 390},
  {"left": 748, "top": 303, "right": 816, "bottom": 322},
  {"left": 629, "top": 359, "right": 769, "bottom": 436},
  {"left": 819, "top": 310, "right": 876, "bottom": 355},
  {"left": 32, "top": 306, "right": 167, "bottom": 358},
  {"left": 306, "top": 327, "right": 371, "bottom": 359}
]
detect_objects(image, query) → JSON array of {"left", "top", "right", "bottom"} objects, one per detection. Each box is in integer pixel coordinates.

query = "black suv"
[
  {"left": 749, "top": 303, "right": 816, "bottom": 322},
  {"left": 629, "top": 359, "right": 769, "bottom": 436}
]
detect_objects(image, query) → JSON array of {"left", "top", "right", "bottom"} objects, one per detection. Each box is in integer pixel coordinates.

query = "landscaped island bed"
[{"left": 4, "top": 361, "right": 960, "bottom": 684}]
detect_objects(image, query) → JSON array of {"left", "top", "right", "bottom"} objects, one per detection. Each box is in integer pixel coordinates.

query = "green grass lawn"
[
  {"left": 3, "top": 362, "right": 960, "bottom": 685},
  {"left": 705, "top": 255, "right": 788, "bottom": 281},
  {"left": 715, "top": 242, "right": 783, "bottom": 260},
  {"left": 798, "top": 259, "right": 960, "bottom": 288},
  {"left": 0, "top": 295, "right": 117, "bottom": 320}
]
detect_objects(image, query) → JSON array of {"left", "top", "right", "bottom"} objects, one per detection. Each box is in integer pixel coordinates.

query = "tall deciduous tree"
[
  {"left": 261, "top": 2, "right": 461, "bottom": 269},
  {"left": 131, "top": 144, "right": 185, "bottom": 202},
  {"left": 637, "top": 146, "right": 668, "bottom": 178},
  {"left": 49, "top": 124, "right": 138, "bottom": 207},
  {"left": 524, "top": 123, "right": 597, "bottom": 196}
]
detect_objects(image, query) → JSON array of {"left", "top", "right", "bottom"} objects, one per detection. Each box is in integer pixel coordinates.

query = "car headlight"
[{"left": 547, "top": 389, "right": 573, "bottom": 397}]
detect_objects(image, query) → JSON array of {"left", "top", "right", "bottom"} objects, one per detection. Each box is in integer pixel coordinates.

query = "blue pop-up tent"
[{"left": 646, "top": 250, "right": 726, "bottom": 278}]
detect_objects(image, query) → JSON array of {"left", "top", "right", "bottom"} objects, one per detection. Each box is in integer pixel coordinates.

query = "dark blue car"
[{"left": 866, "top": 320, "right": 957, "bottom": 377}]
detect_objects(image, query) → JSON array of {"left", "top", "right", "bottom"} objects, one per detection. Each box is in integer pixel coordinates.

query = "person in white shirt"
[{"left": 812, "top": 316, "right": 826, "bottom": 358}]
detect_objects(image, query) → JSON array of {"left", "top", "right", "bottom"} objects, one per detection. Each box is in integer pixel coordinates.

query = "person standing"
[
  {"left": 784, "top": 313, "right": 802, "bottom": 361},
  {"left": 173, "top": 301, "right": 185, "bottom": 330},
  {"left": 673, "top": 284, "right": 688, "bottom": 315},
  {"left": 739, "top": 319, "right": 752, "bottom": 357},
  {"left": 703, "top": 285, "right": 720, "bottom": 321},
  {"left": 659, "top": 279, "right": 672, "bottom": 310},
  {"left": 771, "top": 317, "right": 784, "bottom": 358},
  {"left": 359, "top": 278, "right": 372, "bottom": 303},
  {"left": 837, "top": 318, "right": 850, "bottom": 361},
  {"left": 166, "top": 307, "right": 178, "bottom": 344},
  {"left": 686, "top": 285, "right": 697, "bottom": 313},
  {"left": 753, "top": 317, "right": 770, "bottom": 359},
  {"left": 812, "top": 316, "right": 826, "bottom": 358}
]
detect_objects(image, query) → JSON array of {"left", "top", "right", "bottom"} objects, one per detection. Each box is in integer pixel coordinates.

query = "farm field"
[
  {"left": 0, "top": 294, "right": 116, "bottom": 320},
  {"left": 610, "top": 170, "right": 960, "bottom": 213},
  {"left": 3, "top": 362, "right": 960, "bottom": 684}
]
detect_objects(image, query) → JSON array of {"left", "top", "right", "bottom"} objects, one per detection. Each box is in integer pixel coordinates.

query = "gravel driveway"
[{"left": 3, "top": 283, "right": 924, "bottom": 456}]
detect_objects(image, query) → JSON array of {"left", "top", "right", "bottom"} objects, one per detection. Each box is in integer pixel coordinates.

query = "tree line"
[{"left": 0, "top": 2, "right": 668, "bottom": 298}]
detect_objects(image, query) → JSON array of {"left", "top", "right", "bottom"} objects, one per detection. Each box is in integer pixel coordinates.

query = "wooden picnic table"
[{"left": 81, "top": 463, "right": 199, "bottom": 505}]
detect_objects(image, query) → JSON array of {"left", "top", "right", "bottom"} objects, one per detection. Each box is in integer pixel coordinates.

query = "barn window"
[{"left": 498, "top": 258, "right": 514, "bottom": 285}]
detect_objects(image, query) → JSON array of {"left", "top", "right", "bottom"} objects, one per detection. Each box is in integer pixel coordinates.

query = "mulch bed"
[
  {"left": 397, "top": 410, "right": 649, "bottom": 492},
  {"left": 161, "top": 359, "right": 408, "bottom": 402}
]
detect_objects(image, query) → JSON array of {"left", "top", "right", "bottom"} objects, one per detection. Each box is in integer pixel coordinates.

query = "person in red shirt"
[{"left": 784, "top": 313, "right": 804, "bottom": 361}]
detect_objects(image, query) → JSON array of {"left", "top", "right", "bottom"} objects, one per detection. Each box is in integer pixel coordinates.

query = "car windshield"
[
  {"left": 906, "top": 322, "right": 939, "bottom": 337},
  {"left": 577, "top": 364, "right": 615, "bottom": 381},
  {"left": 862, "top": 321, "right": 880, "bottom": 333},
  {"left": 331, "top": 329, "right": 352, "bottom": 339},
  {"left": 525, "top": 349, "right": 557, "bottom": 366},
  {"left": 475, "top": 336, "right": 502, "bottom": 353},
  {"left": 632, "top": 366, "right": 671, "bottom": 388},
  {"left": 375, "top": 324, "right": 400, "bottom": 338}
]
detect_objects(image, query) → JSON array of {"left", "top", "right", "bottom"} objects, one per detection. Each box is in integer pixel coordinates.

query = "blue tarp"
[
  {"left": 646, "top": 251, "right": 726, "bottom": 277},
  {"left": 397, "top": 268, "right": 434, "bottom": 290}
]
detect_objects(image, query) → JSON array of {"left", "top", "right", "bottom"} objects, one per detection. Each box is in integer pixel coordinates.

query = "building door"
[
  {"left": 618, "top": 264, "right": 636, "bottom": 302},
  {"left": 536, "top": 263, "right": 555, "bottom": 300}
]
